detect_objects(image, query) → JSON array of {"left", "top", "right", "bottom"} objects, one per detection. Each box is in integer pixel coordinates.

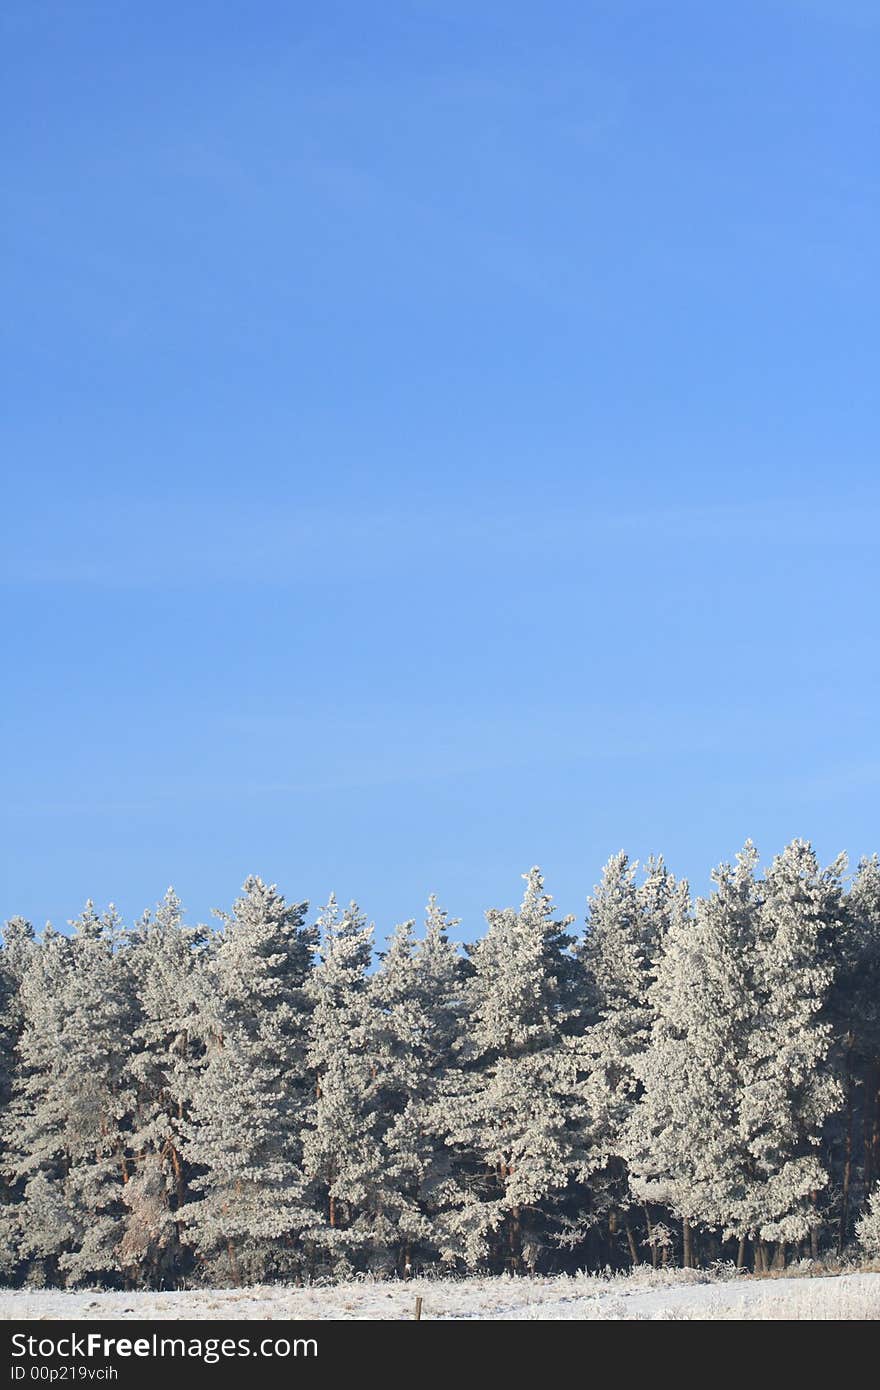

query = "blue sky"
[{"left": 2, "top": 1, "right": 878, "bottom": 942}]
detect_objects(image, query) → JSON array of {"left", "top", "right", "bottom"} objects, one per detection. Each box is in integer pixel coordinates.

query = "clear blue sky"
[{"left": 2, "top": 1, "right": 878, "bottom": 943}]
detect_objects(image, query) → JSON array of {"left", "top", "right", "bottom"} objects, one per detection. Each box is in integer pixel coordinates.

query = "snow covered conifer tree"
[
  {"left": 3, "top": 906, "right": 135, "bottom": 1285},
  {"left": 625, "top": 848, "right": 757, "bottom": 1264},
  {"left": 181, "top": 877, "right": 315, "bottom": 1285},
  {"left": 741, "top": 840, "right": 845, "bottom": 1259},
  {"left": 578, "top": 852, "right": 673, "bottom": 1259},
  {"left": 0, "top": 917, "right": 36, "bottom": 1276},
  {"left": 302, "top": 896, "right": 382, "bottom": 1276},
  {"left": 628, "top": 842, "right": 846, "bottom": 1267},
  {"left": 638, "top": 856, "right": 685, "bottom": 949},
  {"left": 0, "top": 915, "right": 36, "bottom": 1008},
  {"left": 830, "top": 855, "right": 880, "bottom": 1247},
  {"left": 0, "top": 917, "right": 36, "bottom": 1123},
  {"left": 437, "top": 869, "right": 591, "bottom": 1272},
  {"left": 121, "top": 889, "right": 207, "bottom": 1286},
  {"left": 1, "top": 925, "right": 67, "bottom": 1282},
  {"left": 367, "top": 897, "right": 464, "bottom": 1271}
]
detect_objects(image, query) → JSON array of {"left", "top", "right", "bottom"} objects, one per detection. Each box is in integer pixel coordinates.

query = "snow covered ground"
[{"left": 1, "top": 1269, "right": 878, "bottom": 1320}]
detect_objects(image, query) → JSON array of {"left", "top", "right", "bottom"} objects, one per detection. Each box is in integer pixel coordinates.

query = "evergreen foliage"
[{"left": 1, "top": 839, "right": 877, "bottom": 1285}]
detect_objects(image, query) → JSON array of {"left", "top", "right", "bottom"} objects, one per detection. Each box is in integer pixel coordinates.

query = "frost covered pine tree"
[
  {"left": 628, "top": 842, "right": 846, "bottom": 1270},
  {"left": 741, "top": 840, "right": 845, "bottom": 1264},
  {"left": 367, "top": 897, "right": 464, "bottom": 1273},
  {"left": 0, "top": 916, "right": 37, "bottom": 1276},
  {"left": 181, "top": 877, "right": 315, "bottom": 1285},
  {"left": 0, "top": 918, "right": 36, "bottom": 1082},
  {"left": 0, "top": 918, "right": 36, "bottom": 1139},
  {"left": 830, "top": 854, "right": 880, "bottom": 1248},
  {"left": 1, "top": 924, "right": 72, "bottom": 1283},
  {"left": 301, "top": 896, "right": 384, "bottom": 1277},
  {"left": 121, "top": 889, "right": 207, "bottom": 1286},
  {"left": 625, "top": 846, "right": 758, "bottom": 1267},
  {"left": 579, "top": 853, "right": 675, "bottom": 1263},
  {"left": 0, "top": 835, "right": 876, "bottom": 1289},
  {"left": 437, "top": 869, "right": 591, "bottom": 1272},
  {"left": 3, "top": 906, "right": 135, "bottom": 1285}
]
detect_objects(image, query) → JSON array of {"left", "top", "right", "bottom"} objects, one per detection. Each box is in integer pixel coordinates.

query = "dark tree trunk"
[
  {"left": 624, "top": 1214, "right": 639, "bottom": 1265},
  {"left": 644, "top": 1203, "right": 657, "bottom": 1269},
  {"left": 839, "top": 1044, "right": 855, "bottom": 1254},
  {"left": 871, "top": 1067, "right": 880, "bottom": 1192},
  {"left": 509, "top": 1205, "right": 522, "bottom": 1273},
  {"left": 682, "top": 1218, "right": 693, "bottom": 1269}
]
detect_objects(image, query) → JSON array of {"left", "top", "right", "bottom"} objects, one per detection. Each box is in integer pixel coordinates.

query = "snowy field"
[{"left": 1, "top": 1269, "right": 878, "bottom": 1320}]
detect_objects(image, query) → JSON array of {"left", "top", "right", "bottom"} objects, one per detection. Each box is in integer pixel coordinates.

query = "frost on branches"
[
  {"left": 1, "top": 838, "right": 879, "bottom": 1287},
  {"left": 181, "top": 878, "right": 315, "bottom": 1285}
]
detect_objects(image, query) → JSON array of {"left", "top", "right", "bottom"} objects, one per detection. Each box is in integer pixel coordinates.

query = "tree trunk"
[
  {"left": 227, "top": 1238, "right": 240, "bottom": 1286},
  {"left": 737, "top": 1236, "right": 747, "bottom": 1269},
  {"left": 624, "top": 1214, "right": 638, "bottom": 1265},
  {"left": 839, "top": 1045, "right": 854, "bottom": 1254},
  {"left": 644, "top": 1203, "right": 657, "bottom": 1269},
  {"left": 810, "top": 1190, "right": 820, "bottom": 1260},
  {"left": 682, "top": 1217, "right": 693, "bottom": 1269},
  {"left": 509, "top": 1205, "right": 522, "bottom": 1272},
  {"left": 167, "top": 1141, "right": 185, "bottom": 1208},
  {"left": 867, "top": 1061, "right": 873, "bottom": 1195},
  {"left": 607, "top": 1210, "right": 618, "bottom": 1270}
]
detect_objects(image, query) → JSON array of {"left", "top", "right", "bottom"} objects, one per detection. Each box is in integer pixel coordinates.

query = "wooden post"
[{"left": 414, "top": 1296, "right": 423, "bottom": 1321}]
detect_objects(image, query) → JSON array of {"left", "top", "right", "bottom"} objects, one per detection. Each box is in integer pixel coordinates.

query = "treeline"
[{"left": 1, "top": 839, "right": 879, "bottom": 1289}]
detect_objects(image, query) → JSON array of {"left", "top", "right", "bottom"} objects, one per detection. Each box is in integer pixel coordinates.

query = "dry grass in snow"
[{"left": 1, "top": 1267, "right": 878, "bottom": 1321}]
